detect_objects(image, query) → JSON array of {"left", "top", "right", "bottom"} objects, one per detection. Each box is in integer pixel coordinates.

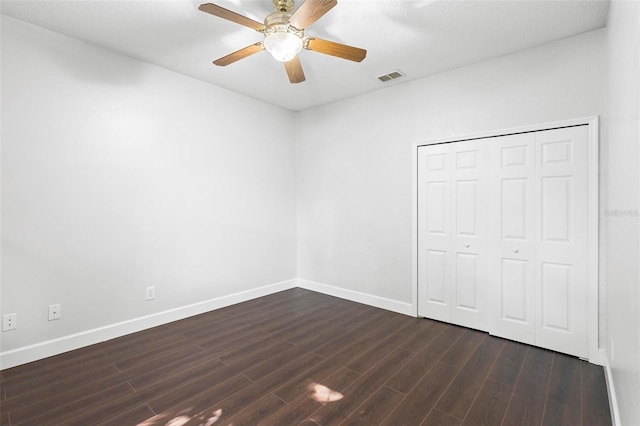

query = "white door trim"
[{"left": 411, "top": 116, "right": 600, "bottom": 364}]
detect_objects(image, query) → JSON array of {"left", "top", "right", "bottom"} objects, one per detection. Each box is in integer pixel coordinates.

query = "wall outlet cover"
[
  {"left": 3, "top": 313, "right": 17, "bottom": 331},
  {"left": 48, "top": 304, "right": 62, "bottom": 321},
  {"left": 146, "top": 286, "right": 156, "bottom": 301}
]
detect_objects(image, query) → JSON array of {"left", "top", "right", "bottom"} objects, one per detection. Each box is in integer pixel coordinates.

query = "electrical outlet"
[
  {"left": 3, "top": 313, "right": 17, "bottom": 331},
  {"left": 48, "top": 304, "right": 62, "bottom": 321},
  {"left": 145, "top": 286, "right": 156, "bottom": 301}
]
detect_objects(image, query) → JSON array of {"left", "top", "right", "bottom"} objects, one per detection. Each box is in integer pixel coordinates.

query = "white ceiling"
[{"left": 1, "top": 0, "right": 610, "bottom": 111}]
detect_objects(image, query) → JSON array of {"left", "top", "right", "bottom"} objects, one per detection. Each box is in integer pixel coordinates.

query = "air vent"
[{"left": 377, "top": 70, "right": 404, "bottom": 83}]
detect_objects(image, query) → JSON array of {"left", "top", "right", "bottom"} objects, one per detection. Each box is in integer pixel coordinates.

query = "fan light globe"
[{"left": 264, "top": 31, "right": 303, "bottom": 62}]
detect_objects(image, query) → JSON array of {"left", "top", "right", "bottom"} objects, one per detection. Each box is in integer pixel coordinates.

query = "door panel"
[
  {"left": 541, "top": 176, "right": 572, "bottom": 242},
  {"left": 425, "top": 250, "right": 448, "bottom": 304},
  {"left": 455, "top": 253, "right": 478, "bottom": 310},
  {"left": 488, "top": 133, "right": 536, "bottom": 345},
  {"left": 500, "top": 259, "right": 528, "bottom": 323},
  {"left": 451, "top": 141, "right": 487, "bottom": 330},
  {"left": 418, "top": 141, "right": 487, "bottom": 330},
  {"left": 535, "top": 126, "right": 589, "bottom": 358},
  {"left": 456, "top": 180, "right": 478, "bottom": 236},
  {"left": 418, "top": 144, "right": 451, "bottom": 322},
  {"left": 540, "top": 262, "right": 571, "bottom": 330},
  {"left": 501, "top": 178, "right": 528, "bottom": 240}
]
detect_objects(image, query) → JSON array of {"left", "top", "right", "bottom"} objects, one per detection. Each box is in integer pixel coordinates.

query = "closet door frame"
[{"left": 411, "top": 116, "right": 600, "bottom": 364}]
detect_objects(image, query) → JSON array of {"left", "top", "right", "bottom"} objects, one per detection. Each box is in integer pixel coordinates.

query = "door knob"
[
  {"left": 513, "top": 247, "right": 519, "bottom": 253},
  {"left": 464, "top": 242, "right": 470, "bottom": 248}
]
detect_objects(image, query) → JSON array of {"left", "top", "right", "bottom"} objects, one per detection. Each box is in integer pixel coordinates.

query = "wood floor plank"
[
  {"left": 246, "top": 349, "right": 324, "bottom": 383},
  {"left": 165, "top": 309, "right": 233, "bottom": 333},
  {"left": 197, "top": 326, "right": 266, "bottom": 354},
  {"left": 381, "top": 361, "right": 460, "bottom": 426},
  {"left": 97, "top": 404, "right": 156, "bottom": 426},
  {"left": 502, "top": 346, "right": 554, "bottom": 426},
  {"left": 439, "top": 328, "right": 486, "bottom": 368},
  {"left": 581, "top": 362, "right": 612, "bottom": 426},
  {"left": 259, "top": 364, "right": 360, "bottom": 425},
  {"left": 105, "top": 334, "right": 189, "bottom": 366},
  {"left": 131, "top": 358, "right": 227, "bottom": 401},
  {"left": 219, "top": 393, "right": 287, "bottom": 426},
  {"left": 547, "top": 353, "right": 582, "bottom": 408},
  {"left": 321, "top": 366, "right": 363, "bottom": 395},
  {"left": 100, "top": 326, "right": 176, "bottom": 358},
  {"left": 436, "top": 335, "right": 505, "bottom": 419},
  {"left": 0, "top": 364, "right": 121, "bottom": 412},
  {"left": 308, "top": 348, "right": 414, "bottom": 425},
  {"left": 486, "top": 339, "right": 528, "bottom": 386},
  {"left": 422, "top": 408, "right": 462, "bottom": 426},
  {"left": 185, "top": 381, "right": 271, "bottom": 424},
  {"left": 364, "top": 313, "right": 412, "bottom": 341},
  {"left": 461, "top": 379, "right": 512, "bottom": 425},
  {"left": 148, "top": 374, "right": 253, "bottom": 422},
  {"left": 542, "top": 399, "right": 582, "bottom": 426},
  {"left": 66, "top": 389, "right": 150, "bottom": 426},
  {"left": 260, "top": 397, "right": 321, "bottom": 426},
  {"left": 2, "top": 344, "right": 106, "bottom": 383},
  {"left": 116, "top": 342, "right": 204, "bottom": 373},
  {"left": 1, "top": 366, "right": 126, "bottom": 420},
  {"left": 179, "top": 314, "right": 251, "bottom": 340},
  {"left": 400, "top": 319, "right": 445, "bottom": 353},
  {"left": 385, "top": 323, "right": 464, "bottom": 394},
  {"left": 216, "top": 333, "right": 282, "bottom": 363},
  {"left": 346, "top": 320, "right": 423, "bottom": 374},
  {"left": 272, "top": 337, "right": 378, "bottom": 403},
  {"left": 11, "top": 382, "right": 136, "bottom": 425},
  {"left": 126, "top": 349, "right": 214, "bottom": 390},
  {"left": 145, "top": 361, "right": 245, "bottom": 414},
  {"left": 3, "top": 355, "right": 113, "bottom": 400},
  {"left": 341, "top": 385, "right": 404, "bottom": 425},
  {"left": 0, "top": 289, "right": 611, "bottom": 426}
]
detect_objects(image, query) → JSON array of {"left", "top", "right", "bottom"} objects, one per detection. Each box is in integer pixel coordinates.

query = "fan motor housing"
[
  {"left": 264, "top": 11, "right": 303, "bottom": 37},
  {"left": 264, "top": 12, "right": 291, "bottom": 28},
  {"left": 273, "top": 0, "right": 294, "bottom": 13}
]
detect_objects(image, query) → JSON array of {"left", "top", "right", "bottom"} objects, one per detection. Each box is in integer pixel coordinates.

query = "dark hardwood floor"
[{"left": 0, "top": 288, "right": 611, "bottom": 425}]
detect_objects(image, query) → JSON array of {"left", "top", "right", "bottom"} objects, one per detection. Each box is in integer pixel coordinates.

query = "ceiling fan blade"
[
  {"left": 213, "top": 43, "right": 264, "bottom": 66},
  {"left": 305, "top": 37, "right": 367, "bottom": 62},
  {"left": 289, "top": 0, "right": 337, "bottom": 30},
  {"left": 284, "top": 56, "right": 306, "bottom": 83},
  {"left": 199, "top": 3, "right": 265, "bottom": 31}
]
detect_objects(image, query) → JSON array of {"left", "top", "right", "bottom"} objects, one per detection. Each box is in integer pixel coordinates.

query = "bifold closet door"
[
  {"left": 488, "top": 126, "right": 589, "bottom": 358},
  {"left": 487, "top": 133, "right": 537, "bottom": 345},
  {"left": 417, "top": 141, "right": 488, "bottom": 331},
  {"left": 418, "top": 125, "right": 590, "bottom": 359},
  {"left": 534, "top": 126, "right": 589, "bottom": 358}
]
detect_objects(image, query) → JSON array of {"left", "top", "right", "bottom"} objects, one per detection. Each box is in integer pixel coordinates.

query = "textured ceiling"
[{"left": 1, "top": 0, "right": 610, "bottom": 111}]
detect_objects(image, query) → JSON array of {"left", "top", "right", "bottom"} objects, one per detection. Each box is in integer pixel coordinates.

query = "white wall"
[
  {"left": 605, "top": 1, "right": 640, "bottom": 424},
  {"left": 296, "top": 29, "right": 605, "bottom": 306},
  {"left": 0, "top": 16, "right": 297, "bottom": 365}
]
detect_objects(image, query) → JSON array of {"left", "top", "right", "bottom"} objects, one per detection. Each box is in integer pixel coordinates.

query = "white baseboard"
[
  {"left": 297, "top": 279, "right": 414, "bottom": 317},
  {"left": 0, "top": 279, "right": 297, "bottom": 370},
  {"left": 601, "top": 349, "right": 621, "bottom": 426}
]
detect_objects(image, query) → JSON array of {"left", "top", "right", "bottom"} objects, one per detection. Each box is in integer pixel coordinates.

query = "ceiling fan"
[{"left": 198, "top": 0, "right": 367, "bottom": 84}]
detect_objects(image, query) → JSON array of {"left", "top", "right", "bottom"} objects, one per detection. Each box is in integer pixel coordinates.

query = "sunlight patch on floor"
[
  {"left": 308, "top": 382, "right": 344, "bottom": 403},
  {"left": 139, "top": 408, "right": 222, "bottom": 426}
]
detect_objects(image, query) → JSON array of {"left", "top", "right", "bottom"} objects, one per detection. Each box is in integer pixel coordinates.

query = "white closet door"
[
  {"left": 450, "top": 141, "right": 488, "bottom": 331},
  {"left": 418, "top": 144, "right": 452, "bottom": 322},
  {"left": 534, "top": 126, "right": 589, "bottom": 358},
  {"left": 418, "top": 125, "right": 591, "bottom": 358},
  {"left": 488, "top": 133, "right": 537, "bottom": 345},
  {"left": 418, "top": 142, "right": 488, "bottom": 331}
]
